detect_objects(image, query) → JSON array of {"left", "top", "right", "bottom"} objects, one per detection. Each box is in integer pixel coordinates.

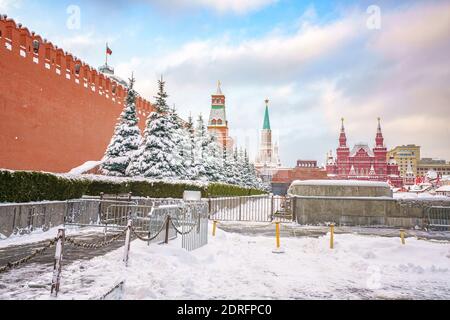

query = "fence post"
[
  {"left": 99, "top": 192, "right": 104, "bottom": 222},
  {"left": 330, "top": 224, "right": 335, "bottom": 249},
  {"left": 208, "top": 198, "right": 212, "bottom": 217},
  {"left": 239, "top": 197, "right": 242, "bottom": 221},
  {"left": 270, "top": 195, "right": 274, "bottom": 221},
  {"left": 212, "top": 220, "right": 218, "bottom": 237},
  {"left": 51, "top": 228, "right": 65, "bottom": 297},
  {"left": 276, "top": 222, "right": 280, "bottom": 249},
  {"left": 400, "top": 229, "right": 405, "bottom": 245},
  {"left": 123, "top": 219, "right": 132, "bottom": 266},
  {"left": 165, "top": 216, "right": 171, "bottom": 244},
  {"left": 272, "top": 222, "right": 285, "bottom": 254}
]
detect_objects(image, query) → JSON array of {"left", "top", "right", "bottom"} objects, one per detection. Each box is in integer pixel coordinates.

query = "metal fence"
[
  {"left": 177, "top": 202, "right": 209, "bottom": 251},
  {"left": 65, "top": 199, "right": 208, "bottom": 250},
  {"left": 65, "top": 199, "right": 138, "bottom": 228},
  {"left": 208, "top": 195, "right": 292, "bottom": 222},
  {"left": 426, "top": 206, "right": 450, "bottom": 231}
]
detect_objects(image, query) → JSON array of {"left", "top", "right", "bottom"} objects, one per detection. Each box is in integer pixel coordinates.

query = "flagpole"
[{"left": 106, "top": 42, "right": 108, "bottom": 66}]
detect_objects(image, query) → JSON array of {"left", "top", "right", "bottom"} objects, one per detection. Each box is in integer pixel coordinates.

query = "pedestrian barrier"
[
  {"left": 330, "top": 224, "right": 335, "bottom": 249},
  {"left": 0, "top": 200, "right": 209, "bottom": 298},
  {"left": 98, "top": 281, "right": 125, "bottom": 300},
  {"left": 209, "top": 195, "right": 292, "bottom": 222},
  {"left": 426, "top": 206, "right": 450, "bottom": 231}
]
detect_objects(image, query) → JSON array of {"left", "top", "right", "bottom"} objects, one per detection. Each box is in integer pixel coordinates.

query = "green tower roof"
[{"left": 263, "top": 101, "right": 271, "bottom": 130}]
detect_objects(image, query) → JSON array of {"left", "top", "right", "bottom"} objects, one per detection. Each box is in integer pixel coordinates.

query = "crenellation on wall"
[
  {"left": 0, "top": 17, "right": 153, "bottom": 114},
  {"left": 0, "top": 17, "right": 154, "bottom": 172}
]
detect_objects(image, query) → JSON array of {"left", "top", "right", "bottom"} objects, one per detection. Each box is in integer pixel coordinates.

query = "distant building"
[
  {"left": 207, "top": 81, "right": 233, "bottom": 150},
  {"left": 387, "top": 144, "right": 421, "bottom": 177},
  {"left": 435, "top": 185, "right": 450, "bottom": 197},
  {"left": 403, "top": 161, "right": 416, "bottom": 186},
  {"left": 297, "top": 160, "right": 319, "bottom": 168},
  {"left": 326, "top": 118, "right": 403, "bottom": 187},
  {"left": 271, "top": 161, "right": 328, "bottom": 195},
  {"left": 388, "top": 145, "right": 450, "bottom": 179},
  {"left": 98, "top": 63, "right": 128, "bottom": 88},
  {"left": 255, "top": 99, "right": 281, "bottom": 183},
  {"left": 417, "top": 158, "right": 450, "bottom": 177}
]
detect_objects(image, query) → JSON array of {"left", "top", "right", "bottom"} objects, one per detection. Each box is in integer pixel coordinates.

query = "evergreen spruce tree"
[
  {"left": 168, "top": 105, "right": 189, "bottom": 179},
  {"left": 101, "top": 75, "right": 142, "bottom": 176},
  {"left": 221, "top": 146, "right": 238, "bottom": 185},
  {"left": 182, "top": 114, "right": 198, "bottom": 180},
  {"left": 126, "top": 77, "right": 180, "bottom": 179},
  {"left": 192, "top": 115, "right": 209, "bottom": 181},
  {"left": 206, "top": 135, "right": 225, "bottom": 182},
  {"left": 241, "top": 150, "right": 254, "bottom": 188},
  {"left": 232, "top": 147, "right": 244, "bottom": 187}
]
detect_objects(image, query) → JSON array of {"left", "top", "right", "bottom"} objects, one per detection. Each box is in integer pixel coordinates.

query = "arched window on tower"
[
  {"left": 211, "top": 119, "right": 217, "bottom": 125},
  {"left": 217, "top": 119, "right": 223, "bottom": 125}
]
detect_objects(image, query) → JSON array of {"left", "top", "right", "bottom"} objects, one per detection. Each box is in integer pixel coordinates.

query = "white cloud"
[
  {"left": 113, "top": 1, "right": 450, "bottom": 165},
  {"left": 148, "top": 0, "right": 277, "bottom": 15},
  {"left": 0, "top": 0, "right": 21, "bottom": 12},
  {"left": 196, "top": 0, "right": 277, "bottom": 14}
]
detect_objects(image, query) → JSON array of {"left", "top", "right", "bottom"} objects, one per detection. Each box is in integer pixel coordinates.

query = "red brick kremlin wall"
[{"left": 0, "top": 17, "right": 154, "bottom": 173}]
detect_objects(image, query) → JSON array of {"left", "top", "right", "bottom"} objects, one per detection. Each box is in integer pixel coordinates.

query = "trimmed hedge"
[{"left": 0, "top": 170, "right": 266, "bottom": 203}]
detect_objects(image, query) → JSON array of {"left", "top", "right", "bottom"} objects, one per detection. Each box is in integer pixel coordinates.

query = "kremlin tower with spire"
[
  {"left": 207, "top": 81, "right": 233, "bottom": 150},
  {"left": 326, "top": 118, "right": 403, "bottom": 187},
  {"left": 255, "top": 99, "right": 281, "bottom": 182}
]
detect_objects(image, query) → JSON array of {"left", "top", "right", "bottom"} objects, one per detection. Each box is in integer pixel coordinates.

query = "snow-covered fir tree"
[
  {"left": 101, "top": 75, "right": 142, "bottom": 176},
  {"left": 205, "top": 134, "right": 225, "bottom": 182},
  {"left": 240, "top": 150, "right": 255, "bottom": 188},
  {"left": 168, "top": 105, "right": 189, "bottom": 179},
  {"left": 178, "top": 114, "right": 197, "bottom": 180},
  {"left": 222, "top": 146, "right": 238, "bottom": 185},
  {"left": 126, "top": 77, "right": 182, "bottom": 179},
  {"left": 191, "top": 115, "right": 209, "bottom": 181},
  {"left": 232, "top": 147, "right": 245, "bottom": 187}
]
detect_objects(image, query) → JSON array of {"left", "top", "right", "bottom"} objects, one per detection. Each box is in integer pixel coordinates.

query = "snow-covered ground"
[
  {"left": 0, "top": 226, "right": 104, "bottom": 246},
  {"left": 1, "top": 223, "right": 449, "bottom": 300}
]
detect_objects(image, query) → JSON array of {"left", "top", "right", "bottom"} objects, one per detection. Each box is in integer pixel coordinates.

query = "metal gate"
[
  {"left": 208, "top": 195, "right": 292, "bottom": 222},
  {"left": 64, "top": 199, "right": 209, "bottom": 251},
  {"left": 426, "top": 206, "right": 450, "bottom": 231},
  {"left": 177, "top": 202, "right": 209, "bottom": 251}
]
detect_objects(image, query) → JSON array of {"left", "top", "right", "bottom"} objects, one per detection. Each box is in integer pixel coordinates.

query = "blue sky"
[{"left": 1, "top": 0, "right": 449, "bottom": 166}]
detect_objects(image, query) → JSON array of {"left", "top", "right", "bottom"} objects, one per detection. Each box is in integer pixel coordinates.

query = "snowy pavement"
[
  {"left": 216, "top": 222, "right": 450, "bottom": 241},
  {"left": 0, "top": 223, "right": 449, "bottom": 300}
]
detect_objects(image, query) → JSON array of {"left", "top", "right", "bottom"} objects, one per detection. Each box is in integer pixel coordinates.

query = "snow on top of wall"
[
  {"left": 59, "top": 173, "right": 211, "bottom": 188},
  {"left": 1, "top": 168, "right": 245, "bottom": 189},
  {"left": 69, "top": 160, "right": 104, "bottom": 175},
  {"left": 436, "top": 185, "right": 450, "bottom": 192},
  {"left": 393, "top": 192, "right": 449, "bottom": 200},
  {"left": 0, "top": 168, "right": 265, "bottom": 192},
  {"left": 291, "top": 180, "right": 390, "bottom": 188}
]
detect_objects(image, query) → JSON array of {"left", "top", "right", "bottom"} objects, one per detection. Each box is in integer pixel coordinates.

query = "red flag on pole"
[{"left": 106, "top": 45, "right": 112, "bottom": 55}]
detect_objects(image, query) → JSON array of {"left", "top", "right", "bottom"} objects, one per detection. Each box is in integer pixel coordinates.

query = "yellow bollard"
[
  {"left": 212, "top": 220, "right": 218, "bottom": 237},
  {"left": 400, "top": 229, "right": 405, "bottom": 245},
  {"left": 330, "top": 224, "right": 335, "bottom": 249},
  {"left": 276, "top": 222, "right": 281, "bottom": 249}
]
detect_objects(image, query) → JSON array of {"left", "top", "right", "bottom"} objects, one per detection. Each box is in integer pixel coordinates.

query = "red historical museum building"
[{"left": 326, "top": 118, "right": 403, "bottom": 187}]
